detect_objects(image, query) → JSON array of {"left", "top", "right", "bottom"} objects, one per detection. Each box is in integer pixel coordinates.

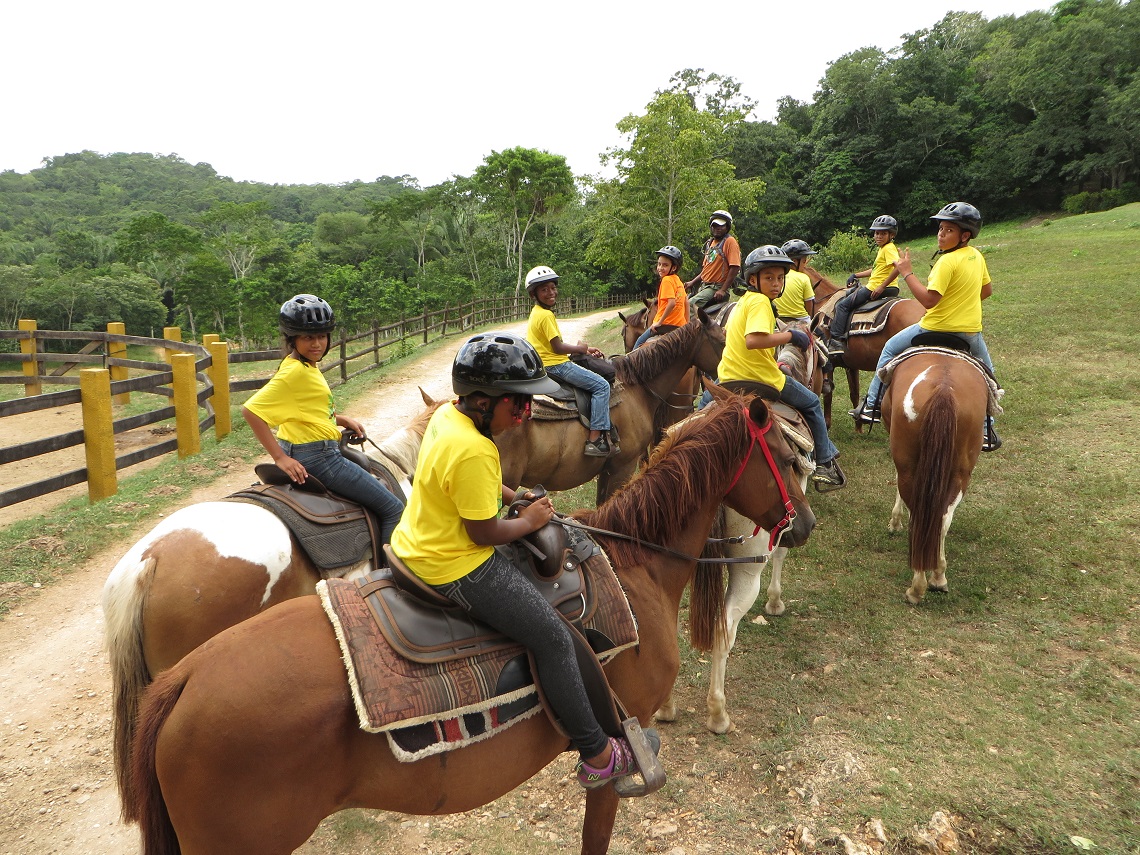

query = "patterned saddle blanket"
[
  {"left": 878, "top": 347, "right": 1005, "bottom": 415},
  {"left": 816, "top": 291, "right": 907, "bottom": 337},
  {"left": 318, "top": 539, "right": 639, "bottom": 762}
]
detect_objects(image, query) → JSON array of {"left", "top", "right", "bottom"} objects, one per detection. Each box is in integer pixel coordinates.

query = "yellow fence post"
[
  {"left": 163, "top": 326, "right": 182, "bottom": 363},
  {"left": 18, "top": 319, "right": 41, "bottom": 397},
  {"left": 208, "top": 341, "right": 231, "bottom": 439},
  {"left": 202, "top": 333, "right": 219, "bottom": 349},
  {"left": 171, "top": 352, "right": 201, "bottom": 458},
  {"left": 80, "top": 368, "right": 118, "bottom": 502},
  {"left": 107, "top": 321, "right": 129, "bottom": 405}
]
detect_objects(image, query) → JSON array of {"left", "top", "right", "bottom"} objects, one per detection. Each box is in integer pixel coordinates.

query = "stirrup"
[{"left": 611, "top": 718, "right": 665, "bottom": 798}]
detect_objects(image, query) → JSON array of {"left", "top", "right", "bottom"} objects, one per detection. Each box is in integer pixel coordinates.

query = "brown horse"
[
  {"left": 616, "top": 299, "right": 702, "bottom": 428},
  {"left": 815, "top": 288, "right": 926, "bottom": 431},
  {"left": 498, "top": 311, "right": 725, "bottom": 504},
  {"left": 129, "top": 386, "right": 815, "bottom": 855},
  {"left": 103, "top": 391, "right": 443, "bottom": 821},
  {"left": 881, "top": 350, "right": 989, "bottom": 603}
]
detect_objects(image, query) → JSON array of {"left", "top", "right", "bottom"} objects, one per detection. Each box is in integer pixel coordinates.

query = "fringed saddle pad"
[
  {"left": 770, "top": 405, "right": 815, "bottom": 457},
  {"left": 318, "top": 548, "right": 638, "bottom": 762},
  {"left": 816, "top": 292, "right": 903, "bottom": 337},
  {"left": 531, "top": 381, "right": 625, "bottom": 422},
  {"left": 878, "top": 347, "right": 1005, "bottom": 415}
]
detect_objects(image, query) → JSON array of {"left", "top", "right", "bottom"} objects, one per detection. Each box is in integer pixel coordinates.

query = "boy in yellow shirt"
[{"left": 829, "top": 215, "right": 901, "bottom": 355}]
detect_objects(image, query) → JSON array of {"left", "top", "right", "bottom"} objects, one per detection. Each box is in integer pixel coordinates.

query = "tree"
[{"left": 472, "top": 148, "right": 576, "bottom": 295}]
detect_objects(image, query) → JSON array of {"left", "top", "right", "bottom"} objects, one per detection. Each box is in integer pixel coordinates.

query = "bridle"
[{"left": 725, "top": 405, "right": 797, "bottom": 550}]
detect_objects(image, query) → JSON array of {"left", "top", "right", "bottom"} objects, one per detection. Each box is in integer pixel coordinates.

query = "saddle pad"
[
  {"left": 531, "top": 381, "right": 625, "bottom": 422},
  {"left": 226, "top": 487, "right": 373, "bottom": 572},
  {"left": 770, "top": 406, "right": 815, "bottom": 456},
  {"left": 318, "top": 549, "right": 639, "bottom": 758},
  {"left": 877, "top": 347, "right": 1005, "bottom": 415}
]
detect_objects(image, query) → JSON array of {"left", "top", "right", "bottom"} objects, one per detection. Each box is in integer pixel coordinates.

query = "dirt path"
[{"left": 0, "top": 312, "right": 620, "bottom": 855}]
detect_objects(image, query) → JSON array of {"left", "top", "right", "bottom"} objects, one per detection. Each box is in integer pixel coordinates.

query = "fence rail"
[{"left": 0, "top": 292, "right": 636, "bottom": 511}]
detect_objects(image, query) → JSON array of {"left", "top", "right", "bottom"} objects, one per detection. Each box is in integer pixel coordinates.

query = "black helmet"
[
  {"left": 870, "top": 215, "right": 898, "bottom": 232},
  {"left": 743, "top": 245, "right": 794, "bottom": 283},
  {"left": 655, "top": 245, "right": 683, "bottom": 265},
  {"left": 452, "top": 332, "right": 560, "bottom": 396},
  {"left": 931, "top": 202, "right": 982, "bottom": 238},
  {"left": 525, "top": 265, "right": 559, "bottom": 296},
  {"left": 780, "top": 239, "right": 817, "bottom": 259},
  {"left": 709, "top": 210, "right": 733, "bottom": 229},
  {"left": 279, "top": 294, "right": 335, "bottom": 336}
]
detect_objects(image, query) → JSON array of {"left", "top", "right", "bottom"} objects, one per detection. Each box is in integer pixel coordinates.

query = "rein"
[
  {"left": 553, "top": 517, "right": 769, "bottom": 565},
  {"left": 725, "top": 405, "right": 797, "bottom": 550}
]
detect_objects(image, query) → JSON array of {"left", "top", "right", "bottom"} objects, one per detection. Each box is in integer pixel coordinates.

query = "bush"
[
  {"left": 1062, "top": 186, "right": 1140, "bottom": 215},
  {"left": 813, "top": 227, "right": 873, "bottom": 277}
]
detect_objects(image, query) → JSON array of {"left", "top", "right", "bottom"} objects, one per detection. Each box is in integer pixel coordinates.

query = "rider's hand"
[
  {"left": 519, "top": 496, "right": 554, "bottom": 533},
  {"left": 846, "top": 274, "right": 860, "bottom": 287},
  {"left": 788, "top": 329, "right": 811, "bottom": 351}
]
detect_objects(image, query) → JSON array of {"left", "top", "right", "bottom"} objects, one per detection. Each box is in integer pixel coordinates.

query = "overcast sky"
[{"left": 4, "top": 0, "right": 1055, "bottom": 188}]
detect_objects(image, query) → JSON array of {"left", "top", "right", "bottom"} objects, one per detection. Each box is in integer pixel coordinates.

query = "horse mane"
[
  {"left": 368, "top": 398, "right": 446, "bottom": 477},
  {"left": 612, "top": 315, "right": 702, "bottom": 388},
  {"left": 575, "top": 400, "right": 755, "bottom": 651},
  {"left": 775, "top": 341, "right": 810, "bottom": 388},
  {"left": 910, "top": 386, "right": 957, "bottom": 571}
]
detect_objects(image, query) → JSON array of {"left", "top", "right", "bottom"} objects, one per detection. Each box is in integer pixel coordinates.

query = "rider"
[
  {"left": 242, "top": 293, "right": 404, "bottom": 543},
  {"left": 852, "top": 203, "right": 1002, "bottom": 451},
  {"left": 524, "top": 265, "right": 618, "bottom": 458},
  {"left": 389, "top": 333, "right": 648, "bottom": 790},
  {"left": 717, "top": 246, "right": 846, "bottom": 491},
  {"left": 828, "top": 215, "right": 901, "bottom": 356},
  {"left": 634, "top": 245, "right": 689, "bottom": 348},
  {"left": 774, "top": 239, "right": 818, "bottom": 323},
  {"left": 686, "top": 210, "right": 741, "bottom": 310}
]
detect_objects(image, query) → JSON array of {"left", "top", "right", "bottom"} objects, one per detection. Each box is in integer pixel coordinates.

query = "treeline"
[{"left": 1, "top": 0, "right": 1136, "bottom": 348}]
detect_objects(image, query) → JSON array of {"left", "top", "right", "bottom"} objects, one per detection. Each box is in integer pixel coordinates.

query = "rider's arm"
[
  {"left": 745, "top": 330, "right": 793, "bottom": 350},
  {"left": 463, "top": 498, "right": 554, "bottom": 546},
  {"left": 894, "top": 250, "right": 942, "bottom": 310},
  {"left": 242, "top": 406, "right": 307, "bottom": 484},
  {"left": 716, "top": 265, "right": 740, "bottom": 299},
  {"left": 981, "top": 282, "right": 993, "bottom": 301}
]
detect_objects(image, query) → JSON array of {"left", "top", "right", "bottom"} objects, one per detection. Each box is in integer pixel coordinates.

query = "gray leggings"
[{"left": 432, "top": 550, "right": 609, "bottom": 759}]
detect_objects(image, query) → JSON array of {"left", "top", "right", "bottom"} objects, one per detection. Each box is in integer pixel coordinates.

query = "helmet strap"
[{"left": 456, "top": 394, "right": 496, "bottom": 437}]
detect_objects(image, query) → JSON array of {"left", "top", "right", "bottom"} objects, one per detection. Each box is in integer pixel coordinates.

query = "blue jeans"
[
  {"left": 699, "top": 377, "right": 837, "bottom": 465},
  {"left": 430, "top": 550, "right": 609, "bottom": 759},
  {"left": 279, "top": 439, "right": 403, "bottom": 543},
  {"left": 547, "top": 360, "right": 611, "bottom": 431},
  {"left": 633, "top": 324, "right": 680, "bottom": 349}
]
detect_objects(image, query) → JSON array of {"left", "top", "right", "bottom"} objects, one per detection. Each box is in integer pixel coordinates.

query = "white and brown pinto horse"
[
  {"left": 103, "top": 391, "right": 442, "bottom": 822},
  {"left": 128, "top": 387, "right": 815, "bottom": 855},
  {"left": 881, "top": 349, "right": 991, "bottom": 603}
]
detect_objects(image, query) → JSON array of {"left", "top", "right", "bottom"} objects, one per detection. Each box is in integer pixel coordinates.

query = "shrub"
[{"left": 813, "top": 227, "right": 873, "bottom": 276}]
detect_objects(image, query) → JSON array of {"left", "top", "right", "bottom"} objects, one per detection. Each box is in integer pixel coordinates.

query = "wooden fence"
[{"left": 0, "top": 293, "right": 636, "bottom": 511}]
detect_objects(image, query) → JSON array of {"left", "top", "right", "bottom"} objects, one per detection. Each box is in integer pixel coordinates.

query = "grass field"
[{"left": 3, "top": 206, "right": 1138, "bottom": 853}]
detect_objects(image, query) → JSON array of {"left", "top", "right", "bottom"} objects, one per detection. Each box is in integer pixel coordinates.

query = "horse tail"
[
  {"left": 688, "top": 514, "right": 727, "bottom": 652},
  {"left": 910, "top": 387, "right": 957, "bottom": 571},
  {"left": 131, "top": 666, "right": 189, "bottom": 855},
  {"left": 102, "top": 555, "right": 158, "bottom": 823}
]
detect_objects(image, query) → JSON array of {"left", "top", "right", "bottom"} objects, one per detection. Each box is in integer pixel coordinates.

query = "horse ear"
[
  {"left": 617, "top": 311, "right": 628, "bottom": 323},
  {"left": 747, "top": 396, "right": 771, "bottom": 428},
  {"left": 704, "top": 378, "right": 730, "bottom": 402},
  {"left": 643, "top": 298, "right": 652, "bottom": 309},
  {"left": 697, "top": 306, "right": 710, "bottom": 324},
  {"left": 419, "top": 387, "right": 436, "bottom": 406}
]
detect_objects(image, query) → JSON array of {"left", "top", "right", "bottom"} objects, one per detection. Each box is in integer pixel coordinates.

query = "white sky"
[{"left": 4, "top": 0, "right": 1055, "bottom": 189}]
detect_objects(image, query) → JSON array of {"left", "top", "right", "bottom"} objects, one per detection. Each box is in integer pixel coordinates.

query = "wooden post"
[
  {"left": 18, "top": 319, "right": 41, "bottom": 397},
  {"left": 339, "top": 330, "right": 347, "bottom": 384},
  {"left": 80, "top": 368, "right": 117, "bottom": 502},
  {"left": 208, "top": 341, "right": 231, "bottom": 439},
  {"left": 163, "top": 326, "right": 182, "bottom": 363},
  {"left": 171, "top": 352, "right": 201, "bottom": 458},
  {"left": 107, "top": 322, "right": 129, "bottom": 405}
]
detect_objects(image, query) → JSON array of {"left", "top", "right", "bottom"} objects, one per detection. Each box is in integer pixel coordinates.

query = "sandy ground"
[{"left": 0, "top": 313, "right": 614, "bottom": 855}]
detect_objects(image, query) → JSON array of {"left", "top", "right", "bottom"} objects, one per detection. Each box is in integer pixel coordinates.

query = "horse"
[
  {"left": 814, "top": 287, "right": 926, "bottom": 431},
  {"left": 881, "top": 350, "right": 989, "bottom": 604},
  {"left": 103, "top": 390, "right": 443, "bottom": 822},
  {"left": 128, "top": 385, "right": 815, "bottom": 855},
  {"left": 615, "top": 299, "right": 703, "bottom": 428},
  {"left": 657, "top": 340, "right": 818, "bottom": 734},
  {"left": 497, "top": 310, "right": 725, "bottom": 504}
]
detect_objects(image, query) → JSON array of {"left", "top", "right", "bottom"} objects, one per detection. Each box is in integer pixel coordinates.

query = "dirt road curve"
[{"left": 0, "top": 313, "right": 614, "bottom": 855}]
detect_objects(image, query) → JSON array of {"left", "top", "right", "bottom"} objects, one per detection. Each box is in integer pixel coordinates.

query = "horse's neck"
[
  {"left": 645, "top": 334, "right": 704, "bottom": 398},
  {"left": 369, "top": 429, "right": 419, "bottom": 478}
]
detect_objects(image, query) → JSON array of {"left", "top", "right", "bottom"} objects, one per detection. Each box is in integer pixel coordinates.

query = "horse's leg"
[
  {"left": 847, "top": 366, "right": 863, "bottom": 433},
  {"left": 581, "top": 786, "right": 621, "bottom": 855},
  {"left": 654, "top": 614, "right": 683, "bottom": 722},
  {"left": 706, "top": 556, "right": 770, "bottom": 734},
  {"left": 888, "top": 489, "right": 907, "bottom": 533},
  {"left": 765, "top": 546, "right": 788, "bottom": 616},
  {"left": 822, "top": 366, "right": 834, "bottom": 429},
  {"left": 929, "top": 493, "right": 961, "bottom": 594}
]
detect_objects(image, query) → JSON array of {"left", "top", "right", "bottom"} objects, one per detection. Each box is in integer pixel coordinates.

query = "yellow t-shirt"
[
  {"left": 716, "top": 291, "right": 786, "bottom": 392},
  {"left": 773, "top": 269, "right": 815, "bottom": 319},
  {"left": 243, "top": 356, "right": 340, "bottom": 444},
  {"left": 920, "top": 247, "right": 990, "bottom": 334},
  {"left": 389, "top": 402, "right": 503, "bottom": 585},
  {"left": 654, "top": 274, "right": 689, "bottom": 326},
  {"left": 866, "top": 242, "right": 900, "bottom": 290},
  {"left": 526, "top": 304, "right": 569, "bottom": 367}
]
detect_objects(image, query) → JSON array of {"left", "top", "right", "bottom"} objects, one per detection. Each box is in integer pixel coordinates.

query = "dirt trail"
[{"left": 0, "top": 313, "right": 615, "bottom": 855}]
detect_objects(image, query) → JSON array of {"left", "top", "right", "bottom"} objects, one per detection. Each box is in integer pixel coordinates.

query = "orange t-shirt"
[
  {"left": 700, "top": 235, "right": 741, "bottom": 286},
  {"left": 654, "top": 274, "right": 688, "bottom": 326}
]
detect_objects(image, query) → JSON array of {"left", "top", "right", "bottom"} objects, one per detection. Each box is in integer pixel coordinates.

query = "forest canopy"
[{"left": 1, "top": 0, "right": 1136, "bottom": 346}]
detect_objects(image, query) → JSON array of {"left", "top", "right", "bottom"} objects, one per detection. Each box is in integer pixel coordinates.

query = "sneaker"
[
  {"left": 811, "top": 458, "right": 847, "bottom": 492},
  {"left": 982, "top": 429, "right": 1003, "bottom": 452},
  {"left": 584, "top": 437, "right": 610, "bottom": 457},
  {"left": 828, "top": 336, "right": 847, "bottom": 356},
  {"left": 576, "top": 736, "right": 640, "bottom": 789},
  {"left": 849, "top": 396, "right": 881, "bottom": 425}
]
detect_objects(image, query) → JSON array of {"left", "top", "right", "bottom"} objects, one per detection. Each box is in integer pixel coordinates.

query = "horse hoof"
[
  {"left": 705, "top": 717, "right": 735, "bottom": 735},
  {"left": 905, "top": 590, "right": 923, "bottom": 605},
  {"left": 930, "top": 585, "right": 949, "bottom": 594},
  {"left": 654, "top": 705, "right": 677, "bottom": 723},
  {"left": 764, "top": 601, "right": 786, "bottom": 617}
]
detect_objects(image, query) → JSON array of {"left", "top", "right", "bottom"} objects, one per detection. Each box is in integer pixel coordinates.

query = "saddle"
[
  {"left": 718, "top": 382, "right": 815, "bottom": 458},
  {"left": 532, "top": 379, "right": 624, "bottom": 437},
  {"left": 816, "top": 290, "right": 905, "bottom": 337},
  {"left": 227, "top": 443, "right": 404, "bottom": 574},
  {"left": 877, "top": 345, "right": 1005, "bottom": 416}
]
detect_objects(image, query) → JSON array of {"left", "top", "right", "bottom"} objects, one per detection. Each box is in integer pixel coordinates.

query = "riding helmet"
[
  {"left": 279, "top": 294, "right": 335, "bottom": 336},
  {"left": 524, "top": 265, "right": 559, "bottom": 295},
  {"left": 709, "top": 210, "right": 733, "bottom": 229},
  {"left": 743, "top": 245, "right": 795, "bottom": 283},
  {"left": 655, "top": 245, "right": 683, "bottom": 266},
  {"left": 869, "top": 215, "right": 898, "bottom": 232},
  {"left": 452, "top": 332, "right": 561, "bottom": 396},
  {"left": 780, "top": 239, "right": 817, "bottom": 259},
  {"left": 931, "top": 203, "right": 982, "bottom": 238}
]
